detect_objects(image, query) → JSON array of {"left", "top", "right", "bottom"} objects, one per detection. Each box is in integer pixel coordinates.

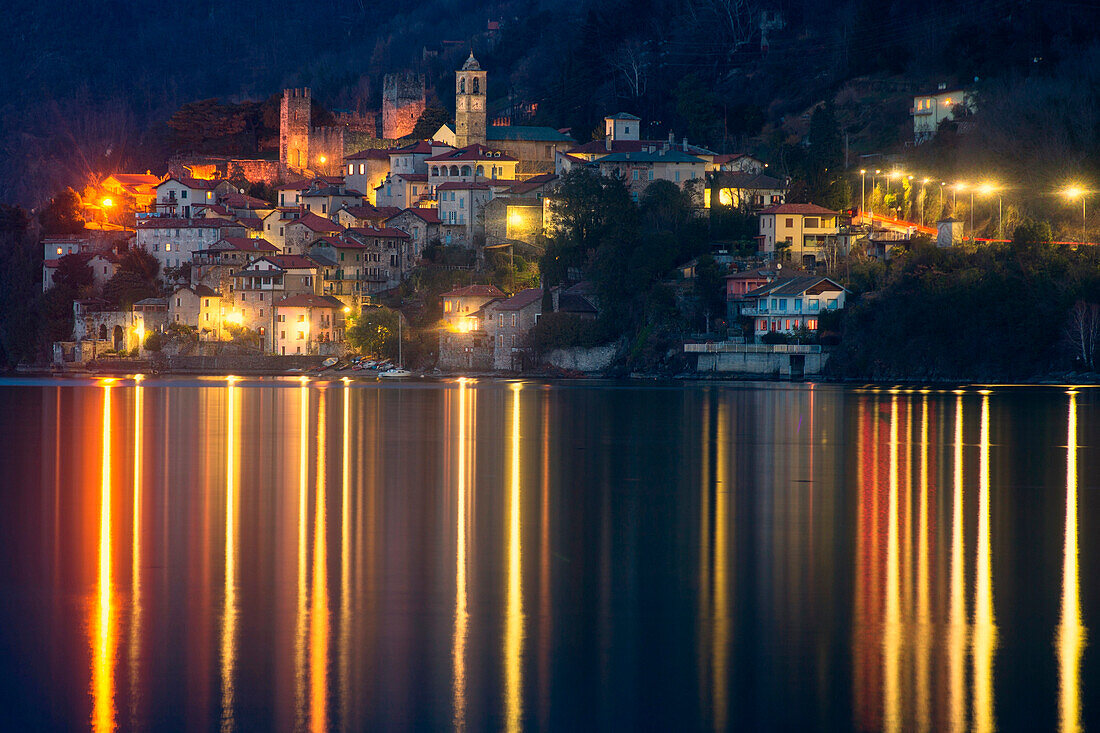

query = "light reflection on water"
[{"left": 0, "top": 379, "right": 1094, "bottom": 730}]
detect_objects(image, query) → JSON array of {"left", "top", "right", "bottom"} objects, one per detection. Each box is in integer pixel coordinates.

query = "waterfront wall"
[
  {"left": 688, "top": 343, "right": 829, "bottom": 377},
  {"left": 545, "top": 345, "right": 617, "bottom": 373}
]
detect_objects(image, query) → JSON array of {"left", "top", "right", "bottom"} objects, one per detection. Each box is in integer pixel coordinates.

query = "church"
[{"left": 435, "top": 54, "right": 574, "bottom": 178}]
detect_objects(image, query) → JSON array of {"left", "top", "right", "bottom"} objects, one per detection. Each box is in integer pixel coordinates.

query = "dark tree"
[
  {"left": 410, "top": 105, "right": 451, "bottom": 140},
  {"left": 39, "top": 188, "right": 85, "bottom": 235},
  {"left": 52, "top": 253, "right": 94, "bottom": 291},
  {"left": 102, "top": 270, "right": 157, "bottom": 308}
]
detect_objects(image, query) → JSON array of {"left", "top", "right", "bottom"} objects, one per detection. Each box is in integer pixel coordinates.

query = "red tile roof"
[
  {"left": 158, "top": 175, "right": 220, "bottom": 190},
  {"left": 312, "top": 234, "right": 366, "bottom": 249},
  {"left": 347, "top": 226, "right": 411, "bottom": 239},
  {"left": 442, "top": 284, "right": 505, "bottom": 298},
  {"left": 215, "top": 237, "right": 278, "bottom": 252},
  {"left": 437, "top": 181, "right": 491, "bottom": 191},
  {"left": 135, "top": 217, "right": 242, "bottom": 229},
  {"left": 275, "top": 294, "right": 345, "bottom": 309},
  {"left": 426, "top": 143, "right": 517, "bottom": 163},
  {"left": 392, "top": 207, "right": 442, "bottom": 224},
  {"left": 345, "top": 148, "right": 392, "bottom": 161},
  {"left": 760, "top": 203, "right": 838, "bottom": 216},
  {"left": 567, "top": 140, "right": 715, "bottom": 157},
  {"left": 223, "top": 192, "right": 271, "bottom": 209},
  {"left": 253, "top": 254, "right": 319, "bottom": 270},
  {"left": 491, "top": 287, "right": 543, "bottom": 311},
  {"left": 289, "top": 212, "right": 345, "bottom": 233},
  {"left": 507, "top": 173, "right": 558, "bottom": 195}
]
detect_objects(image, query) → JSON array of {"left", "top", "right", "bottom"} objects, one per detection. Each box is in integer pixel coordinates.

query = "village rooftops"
[
  {"left": 597, "top": 149, "right": 705, "bottom": 164},
  {"left": 392, "top": 140, "right": 450, "bottom": 156},
  {"left": 281, "top": 175, "right": 345, "bottom": 191},
  {"left": 491, "top": 288, "right": 543, "bottom": 311},
  {"left": 234, "top": 255, "right": 319, "bottom": 273},
  {"left": 135, "top": 217, "right": 243, "bottom": 229},
  {"left": 391, "top": 207, "right": 442, "bottom": 224},
  {"left": 345, "top": 148, "right": 392, "bottom": 161},
  {"left": 222, "top": 192, "right": 272, "bottom": 209},
  {"left": 290, "top": 212, "right": 345, "bottom": 233},
  {"left": 274, "top": 294, "right": 346, "bottom": 309},
  {"left": 173, "top": 283, "right": 219, "bottom": 297},
  {"left": 426, "top": 144, "right": 518, "bottom": 163},
  {"left": 436, "top": 181, "right": 492, "bottom": 191},
  {"left": 347, "top": 226, "right": 411, "bottom": 239},
  {"left": 743, "top": 276, "right": 848, "bottom": 299},
  {"left": 759, "top": 203, "right": 839, "bottom": 216},
  {"left": 157, "top": 175, "right": 222, "bottom": 190},
  {"left": 312, "top": 234, "right": 366, "bottom": 249},
  {"left": 506, "top": 173, "right": 559, "bottom": 195},
  {"left": 569, "top": 139, "right": 715, "bottom": 157},
  {"left": 442, "top": 284, "right": 506, "bottom": 299},
  {"left": 211, "top": 237, "right": 278, "bottom": 253},
  {"left": 342, "top": 204, "right": 402, "bottom": 220}
]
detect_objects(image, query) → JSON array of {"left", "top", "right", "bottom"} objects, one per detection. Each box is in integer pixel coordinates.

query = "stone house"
[
  {"left": 344, "top": 149, "right": 391, "bottom": 205},
  {"left": 741, "top": 276, "right": 848, "bottom": 337},
  {"left": 273, "top": 294, "right": 347, "bottom": 356},
  {"left": 483, "top": 288, "right": 545, "bottom": 370},
  {"left": 437, "top": 181, "right": 491, "bottom": 245},
  {"left": 345, "top": 226, "right": 412, "bottom": 293},
  {"left": 169, "top": 284, "right": 223, "bottom": 338},
  {"left": 385, "top": 207, "right": 441, "bottom": 262},
  {"left": 757, "top": 203, "right": 843, "bottom": 266},
  {"left": 135, "top": 218, "right": 247, "bottom": 270},
  {"left": 284, "top": 213, "right": 345, "bottom": 255},
  {"left": 441, "top": 284, "right": 504, "bottom": 332},
  {"left": 227, "top": 255, "right": 320, "bottom": 351}
]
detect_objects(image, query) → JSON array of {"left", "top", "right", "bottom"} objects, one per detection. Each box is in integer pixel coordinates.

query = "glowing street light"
[
  {"left": 318, "top": 155, "right": 327, "bottom": 164},
  {"left": 101, "top": 197, "right": 114, "bottom": 208},
  {"left": 978, "top": 183, "right": 1003, "bottom": 240},
  {"left": 1062, "top": 186, "right": 1089, "bottom": 244},
  {"left": 859, "top": 169, "right": 867, "bottom": 217}
]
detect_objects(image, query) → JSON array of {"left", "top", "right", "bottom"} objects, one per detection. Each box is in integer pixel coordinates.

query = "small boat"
[
  {"left": 321, "top": 357, "right": 339, "bottom": 369},
  {"left": 379, "top": 314, "right": 411, "bottom": 379}
]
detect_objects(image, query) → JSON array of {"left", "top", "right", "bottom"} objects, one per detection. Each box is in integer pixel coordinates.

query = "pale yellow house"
[{"left": 758, "top": 203, "right": 842, "bottom": 266}]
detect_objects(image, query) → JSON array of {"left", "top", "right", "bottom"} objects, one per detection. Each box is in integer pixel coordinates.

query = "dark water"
[{"left": 0, "top": 377, "right": 1097, "bottom": 731}]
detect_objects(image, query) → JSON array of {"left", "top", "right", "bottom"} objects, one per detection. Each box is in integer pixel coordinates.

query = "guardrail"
[{"left": 684, "top": 342, "right": 822, "bottom": 354}]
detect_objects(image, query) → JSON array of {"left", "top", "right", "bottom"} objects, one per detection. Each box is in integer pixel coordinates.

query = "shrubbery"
[{"left": 528, "top": 313, "right": 618, "bottom": 353}]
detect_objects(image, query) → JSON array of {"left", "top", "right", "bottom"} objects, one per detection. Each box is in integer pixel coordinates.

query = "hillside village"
[{"left": 32, "top": 51, "right": 1100, "bottom": 379}]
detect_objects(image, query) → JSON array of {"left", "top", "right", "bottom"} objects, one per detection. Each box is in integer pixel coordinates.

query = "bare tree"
[
  {"left": 1066, "top": 301, "right": 1100, "bottom": 370},
  {"left": 611, "top": 40, "right": 650, "bottom": 99}
]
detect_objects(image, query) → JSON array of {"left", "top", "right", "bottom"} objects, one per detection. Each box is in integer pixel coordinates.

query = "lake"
[{"left": 0, "top": 377, "right": 1096, "bottom": 731}]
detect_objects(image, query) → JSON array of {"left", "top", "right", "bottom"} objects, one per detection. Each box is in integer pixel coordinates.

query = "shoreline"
[{"left": 10, "top": 363, "right": 1100, "bottom": 387}]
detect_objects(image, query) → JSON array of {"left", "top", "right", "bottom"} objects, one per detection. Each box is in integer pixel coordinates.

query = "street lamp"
[
  {"left": 978, "top": 182, "right": 1002, "bottom": 241},
  {"left": 860, "top": 169, "right": 867, "bottom": 218},
  {"left": 1062, "top": 186, "right": 1089, "bottom": 244},
  {"left": 920, "top": 178, "right": 931, "bottom": 226}
]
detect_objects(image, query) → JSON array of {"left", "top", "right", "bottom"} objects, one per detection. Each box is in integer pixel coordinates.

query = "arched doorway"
[
  {"left": 98, "top": 324, "right": 108, "bottom": 341},
  {"left": 113, "top": 325, "right": 124, "bottom": 351}
]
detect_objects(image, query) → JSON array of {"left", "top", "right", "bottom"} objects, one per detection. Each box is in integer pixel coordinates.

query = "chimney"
[
  {"left": 668, "top": 130, "right": 675, "bottom": 145},
  {"left": 683, "top": 137, "right": 688, "bottom": 152}
]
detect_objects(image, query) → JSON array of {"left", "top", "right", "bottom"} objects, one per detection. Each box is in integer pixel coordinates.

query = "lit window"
[
  {"left": 56, "top": 247, "right": 62, "bottom": 255},
  {"left": 165, "top": 243, "right": 171, "bottom": 251}
]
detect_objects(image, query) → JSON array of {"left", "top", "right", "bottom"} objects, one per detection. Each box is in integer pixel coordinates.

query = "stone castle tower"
[
  {"left": 455, "top": 53, "right": 487, "bottom": 148},
  {"left": 382, "top": 72, "right": 426, "bottom": 139},
  {"left": 281, "top": 88, "right": 312, "bottom": 170}
]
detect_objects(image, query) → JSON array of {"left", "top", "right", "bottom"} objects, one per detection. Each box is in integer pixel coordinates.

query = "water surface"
[{"left": 0, "top": 377, "right": 1096, "bottom": 731}]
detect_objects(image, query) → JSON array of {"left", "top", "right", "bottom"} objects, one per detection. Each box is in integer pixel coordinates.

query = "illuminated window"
[
  {"left": 511, "top": 314, "right": 516, "bottom": 327},
  {"left": 56, "top": 247, "right": 62, "bottom": 255},
  {"left": 165, "top": 243, "right": 171, "bottom": 251}
]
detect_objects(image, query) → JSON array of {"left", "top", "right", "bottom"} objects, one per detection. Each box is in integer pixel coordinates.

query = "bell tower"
[
  {"left": 455, "top": 53, "right": 487, "bottom": 148},
  {"left": 280, "top": 88, "right": 311, "bottom": 170}
]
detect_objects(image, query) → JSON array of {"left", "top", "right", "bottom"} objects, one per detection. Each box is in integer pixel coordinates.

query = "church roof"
[
  {"left": 487, "top": 126, "right": 574, "bottom": 143},
  {"left": 461, "top": 53, "right": 482, "bottom": 71}
]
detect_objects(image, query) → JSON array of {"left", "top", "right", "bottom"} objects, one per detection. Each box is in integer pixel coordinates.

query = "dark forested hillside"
[{"left": 4, "top": 0, "right": 1099, "bottom": 207}]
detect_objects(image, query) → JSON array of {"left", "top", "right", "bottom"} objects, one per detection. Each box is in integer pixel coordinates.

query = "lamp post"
[
  {"left": 920, "top": 178, "right": 930, "bottom": 227},
  {"left": 860, "top": 169, "right": 867, "bottom": 219},
  {"left": 978, "top": 183, "right": 1002, "bottom": 241},
  {"left": 1063, "top": 186, "right": 1088, "bottom": 244}
]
